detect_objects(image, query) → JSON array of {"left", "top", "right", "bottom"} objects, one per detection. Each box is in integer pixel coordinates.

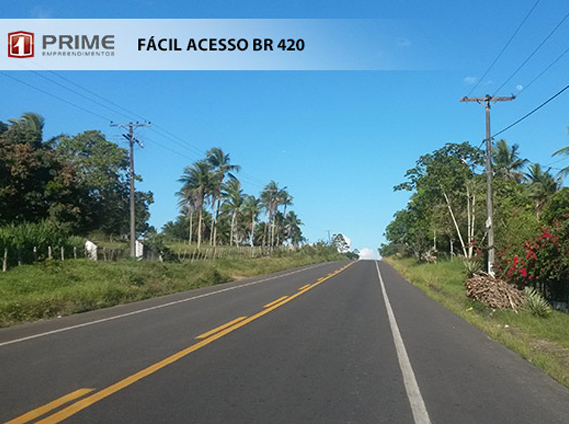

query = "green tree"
[
  {"left": 242, "top": 195, "right": 261, "bottom": 248},
  {"left": 206, "top": 147, "right": 240, "bottom": 248},
  {"left": 492, "top": 139, "right": 528, "bottom": 182},
  {"left": 394, "top": 142, "right": 484, "bottom": 258},
  {"left": 260, "top": 181, "right": 283, "bottom": 248},
  {"left": 178, "top": 160, "right": 213, "bottom": 249},
  {"left": 284, "top": 211, "right": 304, "bottom": 246},
  {"left": 524, "top": 163, "right": 560, "bottom": 217},
  {"left": 0, "top": 113, "right": 56, "bottom": 224},
  {"left": 55, "top": 130, "right": 153, "bottom": 236},
  {"left": 221, "top": 179, "right": 243, "bottom": 245}
]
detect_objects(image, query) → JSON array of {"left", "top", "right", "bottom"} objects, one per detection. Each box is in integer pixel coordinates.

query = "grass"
[
  {"left": 0, "top": 249, "right": 345, "bottom": 328},
  {"left": 385, "top": 256, "right": 569, "bottom": 389}
]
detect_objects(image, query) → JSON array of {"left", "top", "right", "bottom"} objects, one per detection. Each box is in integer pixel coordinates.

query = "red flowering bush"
[{"left": 495, "top": 220, "right": 569, "bottom": 302}]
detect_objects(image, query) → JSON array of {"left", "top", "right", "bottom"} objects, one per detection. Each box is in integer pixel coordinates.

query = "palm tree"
[
  {"left": 178, "top": 160, "right": 213, "bottom": 249},
  {"left": 553, "top": 135, "right": 569, "bottom": 179},
  {"left": 492, "top": 139, "right": 528, "bottom": 182},
  {"left": 260, "top": 181, "right": 283, "bottom": 248},
  {"left": 242, "top": 195, "right": 261, "bottom": 248},
  {"left": 221, "top": 179, "right": 243, "bottom": 245},
  {"left": 8, "top": 112, "right": 45, "bottom": 145},
  {"left": 206, "top": 148, "right": 240, "bottom": 248},
  {"left": 524, "top": 163, "right": 560, "bottom": 217},
  {"left": 176, "top": 186, "right": 198, "bottom": 244},
  {"left": 277, "top": 189, "right": 293, "bottom": 245},
  {"left": 285, "top": 211, "right": 304, "bottom": 247}
]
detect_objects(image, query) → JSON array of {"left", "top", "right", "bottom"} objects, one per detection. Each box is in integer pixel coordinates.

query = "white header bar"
[{"left": 0, "top": 19, "right": 421, "bottom": 71}]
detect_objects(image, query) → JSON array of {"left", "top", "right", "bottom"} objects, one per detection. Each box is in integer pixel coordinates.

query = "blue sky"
[{"left": 2, "top": 1, "right": 569, "bottom": 256}]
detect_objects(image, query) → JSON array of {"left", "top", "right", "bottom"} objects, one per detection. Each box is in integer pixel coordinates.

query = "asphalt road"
[{"left": 2, "top": 260, "right": 569, "bottom": 423}]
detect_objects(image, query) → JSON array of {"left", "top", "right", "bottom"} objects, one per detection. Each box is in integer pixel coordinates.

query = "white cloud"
[
  {"left": 359, "top": 247, "right": 380, "bottom": 260},
  {"left": 463, "top": 76, "right": 478, "bottom": 85}
]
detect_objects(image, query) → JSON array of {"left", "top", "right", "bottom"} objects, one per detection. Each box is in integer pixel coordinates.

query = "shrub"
[
  {"left": 463, "top": 258, "right": 483, "bottom": 278},
  {"left": 495, "top": 218, "right": 569, "bottom": 303},
  {"left": 0, "top": 221, "right": 78, "bottom": 266},
  {"left": 523, "top": 287, "right": 552, "bottom": 317}
]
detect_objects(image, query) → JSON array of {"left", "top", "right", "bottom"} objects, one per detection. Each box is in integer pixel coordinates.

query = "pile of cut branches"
[{"left": 466, "top": 274, "right": 525, "bottom": 310}]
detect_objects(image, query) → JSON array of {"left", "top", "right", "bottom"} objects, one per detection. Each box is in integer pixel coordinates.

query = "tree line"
[
  {"left": 0, "top": 112, "right": 152, "bottom": 238},
  {"left": 380, "top": 138, "right": 569, "bottom": 262},
  {"left": 0, "top": 112, "right": 305, "bottom": 257},
  {"left": 163, "top": 148, "right": 304, "bottom": 250}
]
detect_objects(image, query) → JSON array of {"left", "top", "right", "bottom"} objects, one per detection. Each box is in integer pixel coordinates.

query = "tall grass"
[
  {"left": 0, "top": 247, "right": 347, "bottom": 327},
  {"left": 0, "top": 221, "right": 82, "bottom": 266}
]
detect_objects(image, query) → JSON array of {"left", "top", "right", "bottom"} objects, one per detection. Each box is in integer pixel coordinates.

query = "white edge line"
[
  {"left": 0, "top": 262, "right": 330, "bottom": 348},
  {"left": 375, "top": 260, "right": 432, "bottom": 424}
]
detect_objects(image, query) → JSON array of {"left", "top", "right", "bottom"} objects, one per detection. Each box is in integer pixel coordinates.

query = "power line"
[
  {"left": 0, "top": 72, "right": 112, "bottom": 122},
  {"left": 11, "top": 63, "right": 227, "bottom": 162},
  {"left": 520, "top": 44, "right": 569, "bottom": 93},
  {"left": 44, "top": 71, "right": 211, "bottom": 158},
  {"left": 30, "top": 71, "right": 134, "bottom": 121},
  {"left": 493, "top": 8, "right": 569, "bottom": 96},
  {"left": 468, "top": 0, "right": 541, "bottom": 97},
  {"left": 46, "top": 70, "right": 150, "bottom": 122},
  {"left": 2, "top": 70, "right": 272, "bottom": 188},
  {"left": 492, "top": 82, "right": 569, "bottom": 139}
]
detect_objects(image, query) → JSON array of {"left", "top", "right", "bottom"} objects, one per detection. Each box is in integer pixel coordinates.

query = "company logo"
[
  {"left": 8, "top": 31, "right": 34, "bottom": 58},
  {"left": 42, "top": 34, "right": 115, "bottom": 58}
]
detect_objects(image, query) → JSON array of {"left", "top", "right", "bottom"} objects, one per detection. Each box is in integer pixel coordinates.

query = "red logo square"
[{"left": 8, "top": 31, "right": 34, "bottom": 58}]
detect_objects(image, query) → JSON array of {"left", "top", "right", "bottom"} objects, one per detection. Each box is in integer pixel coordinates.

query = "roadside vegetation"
[
  {"left": 0, "top": 244, "right": 346, "bottom": 328},
  {"left": 385, "top": 257, "right": 569, "bottom": 389},
  {"left": 0, "top": 112, "right": 356, "bottom": 327},
  {"left": 380, "top": 132, "right": 569, "bottom": 388}
]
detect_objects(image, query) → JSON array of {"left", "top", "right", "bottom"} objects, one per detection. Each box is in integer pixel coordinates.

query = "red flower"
[{"left": 519, "top": 268, "right": 527, "bottom": 277}]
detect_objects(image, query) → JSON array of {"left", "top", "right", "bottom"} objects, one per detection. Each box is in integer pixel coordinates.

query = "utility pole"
[
  {"left": 110, "top": 122, "right": 150, "bottom": 258},
  {"left": 460, "top": 94, "right": 515, "bottom": 275}
]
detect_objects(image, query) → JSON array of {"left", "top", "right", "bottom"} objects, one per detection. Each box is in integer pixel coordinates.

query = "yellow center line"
[
  {"left": 298, "top": 284, "right": 311, "bottom": 291},
  {"left": 19, "top": 262, "right": 356, "bottom": 424},
  {"left": 263, "top": 296, "right": 288, "bottom": 308},
  {"left": 5, "top": 389, "right": 93, "bottom": 424},
  {"left": 195, "top": 316, "right": 248, "bottom": 340}
]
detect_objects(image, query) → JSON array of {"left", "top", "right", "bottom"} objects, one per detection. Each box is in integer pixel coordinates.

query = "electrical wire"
[
  {"left": 30, "top": 70, "right": 135, "bottom": 121},
  {"left": 491, "top": 82, "right": 569, "bottom": 139},
  {"left": 0, "top": 72, "right": 112, "bottom": 122},
  {"left": 1, "top": 70, "right": 270, "bottom": 187},
  {"left": 520, "top": 44, "right": 569, "bottom": 93},
  {"left": 468, "top": 0, "right": 541, "bottom": 96},
  {"left": 493, "top": 8, "right": 569, "bottom": 96}
]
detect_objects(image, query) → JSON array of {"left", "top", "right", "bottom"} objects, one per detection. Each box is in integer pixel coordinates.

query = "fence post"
[
  {"left": 48, "top": 246, "right": 52, "bottom": 259},
  {"left": 33, "top": 246, "right": 37, "bottom": 261},
  {"left": 2, "top": 248, "right": 7, "bottom": 272},
  {"left": 61, "top": 246, "right": 65, "bottom": 261},
  {"left": 73, "top": 246, "right": 77, "bottom": 259}
]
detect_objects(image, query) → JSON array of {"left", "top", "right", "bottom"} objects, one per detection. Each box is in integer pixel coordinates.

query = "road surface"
[{"left": 2, "top": 260, "right": 569, "bottom": 423}]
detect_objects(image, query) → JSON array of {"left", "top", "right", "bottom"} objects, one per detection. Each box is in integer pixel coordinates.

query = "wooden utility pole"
[
  {"left": 111, "top": 122, "right": 150, "bottom": 258},
  {"left": 460, "top": 94, "right": 515, "bottom": 275}
]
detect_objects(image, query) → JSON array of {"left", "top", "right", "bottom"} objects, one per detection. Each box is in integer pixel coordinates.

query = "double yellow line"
[{"left": 4, "top": 262, "right": 354, "bottom": 424}]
